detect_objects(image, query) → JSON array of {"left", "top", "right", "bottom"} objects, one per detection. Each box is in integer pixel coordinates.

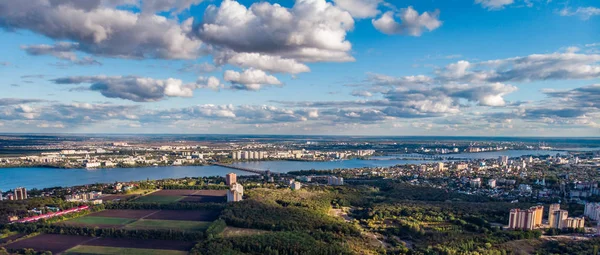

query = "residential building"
[
  {"left": 328, "top": 176, "right": 344, "bottom": 186},
  {"left": 565, "top": 217, "right": 585, "bottom": 229},
  {"left": 509, "top": 208, "right": 536, "bottom": 230},
  {"left": 550, "top": 210, "right": 569, "bottom": 229},
  {"left": 487, "top": 179, "right": 497, "bottom": 188},
  {"left": 227, "top": 183, "right": 244, "bottom": 202},
  {"left": 548, "top": 203, "right": 560, "bottom": 226},
  {"left": 291, "top": 181, "right": 302, "bottom": 191},
  {"left": 436, "top": 162, "right": 445, "bottom": 171},
  {"left": 226, "top": 173, "right": 237, "bottom": 186},
  {"left": 584, "top": 202, "right": 600, "bottom": 221},
  {"left": 532, "top": 205, "right": 543, "bottom": 227},
  {"left": 499, "top": 156, "right": 509, "bottom": 166},
  {"left": 14, "top": 187, "right": 27, "bottom": 200},
  {"left": 470, "top": 178, "right": 482, "bottom": 188}
]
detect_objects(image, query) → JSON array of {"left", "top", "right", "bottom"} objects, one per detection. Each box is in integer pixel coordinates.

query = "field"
[
  {"left": 64, "top": 246, "right": 188, "bottom": 255},
  {"left": 3, "top": 234, "right": 95, "bottom": 254},
  {"left": 88, "top": 209, "right": 159, "bottom": 219},
  {"left": 58, "top": 209, "right": 219, "bottom": 231},
  {"left": 63, "top": 216, "right": 136, "bottom": 227},
  {"left": 133, "top": 189, "right": 227, "bottom": 203},
  {"left": 3, "top": 234, "right": 194, "bottom": 254},
  {"left": 131, "top": 195, "right": 184, "bottom": 203},
  {"left": 124, "top": 219, "right": 210, "bottom": 231}
]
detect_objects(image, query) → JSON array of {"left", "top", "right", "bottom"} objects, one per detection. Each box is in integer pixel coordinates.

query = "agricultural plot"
[
  {"left": 3, "top": 234, "right": 194, "bottom": 254},
  {"left": 124, "top": 219, "right": 210, "bottom": 231},
  {"left": 89, "top": 209, "right": 159, "bottom": 219},
  {"left": 62, "top": 216, "right": 136, "bottom": 227},
  {"left": 145, "top": 209, "right": 220, "bottom": 221},
  {"left": 140, "top": 189, "right": 227, "bottom": 203},
  {"left": 2, "top": 234, "right": 95, "bottom": 254},
  {"left": 64, "top": 246, "right": 188, "bottom": 255},
  {"left": 132, "top": 195, "right": 184, "bottom": 203},
  {"left": 57, "top": 209, "right": 218, "bottom": 232}
]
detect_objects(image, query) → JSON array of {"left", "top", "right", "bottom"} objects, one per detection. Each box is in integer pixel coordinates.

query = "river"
[{"left": 0, "top": 149, "right": 569, "bottom": 190}]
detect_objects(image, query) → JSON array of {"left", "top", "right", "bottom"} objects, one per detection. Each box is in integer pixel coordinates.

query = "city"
[{"left": 1, "top": 0, "right": 599, "bottom": 254}]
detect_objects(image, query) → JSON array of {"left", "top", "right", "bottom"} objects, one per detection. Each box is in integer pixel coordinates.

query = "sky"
[{"left": 0, "top": 0, "right": 599, "bottom": 136}]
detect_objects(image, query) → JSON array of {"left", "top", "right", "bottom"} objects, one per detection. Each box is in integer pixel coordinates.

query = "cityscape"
[{"left": 1, "top": 0, "right": 599, "bottom": 254}]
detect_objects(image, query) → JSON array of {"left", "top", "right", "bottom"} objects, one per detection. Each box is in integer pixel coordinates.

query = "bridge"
[
  {"left": 385, "top": 154, "right": 470, "bottom": 161},
  {"left": 210, "top": 163, "right": 270, "bottom": 175}
]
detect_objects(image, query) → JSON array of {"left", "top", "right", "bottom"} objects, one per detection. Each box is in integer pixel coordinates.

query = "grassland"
[
  {"left": 124, "top": 219, "right": 210, "bottom": 232},
  {"left": 132, "top": 195, "right": 184, "bottom": 203},
  {"left": 64, "top": 245, "right": 188, "bottom": 255},
  {"left": 64, "top": 216, "right": 136, "bottom": 226}
]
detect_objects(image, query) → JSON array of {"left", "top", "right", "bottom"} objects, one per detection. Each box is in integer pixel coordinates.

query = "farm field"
[
  {"left": 132, "top": 195, "right": 184, "bottom": 203},
  {"left": 62, "top": 216, "right": 135, "bottom": 227},
  {"left": 3, "top": 234, "right": 195, "bottom": 254},
  {"left": 145, "top": 209, "right": 220, "bottom": 221},
  {"left": 89, "top": 209, "right": 159, "bottom": 219},
  {"left": 135, "top": 189, "right": 227, "bottom": 203},
  {"left": 124, "top": 219, "right": 210, "bottom": 231},
  {"left": 2, "top": 234, "right": 95, "bottom": 254},
  {"left": 64, "top": 245, "right": 187, "bottom": 255},
  {"left": 56, "top": 209, "right": 219, "bottom": 231}
]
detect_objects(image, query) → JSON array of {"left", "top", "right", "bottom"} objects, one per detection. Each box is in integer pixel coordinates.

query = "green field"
[
  {"left": 132, "top": 195, "right": 184, "bottom": 203},
  {"left": 64, "top": 245, "right": 187, "bottom": 255},
  {"left": 64, "top": 216, "right": 135, "bottom": 226},
  {"left": 124, "top": 219, "right": 210, "bottom": 232}
]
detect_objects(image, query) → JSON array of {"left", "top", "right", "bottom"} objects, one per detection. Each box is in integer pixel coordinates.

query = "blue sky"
[{"left": 0, "top": 0, "right": 599, "bottom": 136}]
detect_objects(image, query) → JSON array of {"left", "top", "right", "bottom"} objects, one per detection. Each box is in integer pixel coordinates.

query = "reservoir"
[{"left": 0, "top": 150, "right": 570, "bottom": 190}]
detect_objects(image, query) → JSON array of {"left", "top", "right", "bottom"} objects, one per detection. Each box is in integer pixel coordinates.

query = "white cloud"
[
  {"left": 475, "top": 0, "right": 514, "bottom": 10},
  {"left": 215, "top": 51, "right": 310, "bottom": 74},
  {"left": 0, "top": 1, "right": 202, "bottom": 59},
  {"left": 196, "top": 76, "right": 225, "bottom": 91},
  {"left": 372, "top": 7, "right": 442, "bottom": 36},
  {"left": 351, "top": 90, "right": 373, "bottom": 97},
  {"left": 559, "top": 6, "right": 600, "bottom": 20},
  {"left": 198, "top": 0, "right": 355, "bottom": 63},
  {"left": 21, "top": 42, "right": 101, "bottom": 65},
  {"left": 333, "top": 0, "right": 382, "bottom": 18},
  {"left": 178, "top": 63, "right": 219, "bottom": 74},
  {"left": 52, "top": 76, "right": 197, "bottom": 102},
  {"left": 223, "top": 69, "right": 283, "bottom": 91}
]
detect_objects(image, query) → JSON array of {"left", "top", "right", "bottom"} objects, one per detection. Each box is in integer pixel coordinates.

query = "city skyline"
[{"left": 0, "top": 0, "right": 599, "bottom": 136}]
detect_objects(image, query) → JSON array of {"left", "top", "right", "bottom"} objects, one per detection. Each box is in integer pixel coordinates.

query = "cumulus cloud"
[
  {"left": 351, "top": 90, "right": 373, "bottom": 97},
  {"left": 0, "top": 0, "right": 202, "bottom": 59},
  {"left": 437, "top": 52, "right": 600, "bottom": 83},
  {"left": 21, "top": 42, "right": 101, "bottom": 65},
  {"left": 372, "top": 7, "right": 442, "bottom": 36},
  {"left": 214, "top": 51, "right": 310, "bottom": 74},
  {"left": 52, "top": 76, "right": 197, "bottom": 102},
  {"left": 178, "top": 63, "right": 218, "bottom": 74},
  {"left": 196, "top": 76, "right": 225, "bottom": 91},
  {"left": 333, "top": 0, "right": 382, "bottom": 18},
  {"left": 140, "top": 0, "right": 203, "bottom": 14},
  {"left": 475, "top": 0, "right": 514, "bottom": 10},
  {"left": 0, "top": 98, "right": 46, "bottom": 106},
  {"left": 559, "top": 6, "right": 600, "bottom": 20},
  {"left": 224, "top": 69, "right": 283, "bottom": 91},
  {"left": 197, "top": 0, "right": 355, "bottom": 63}
]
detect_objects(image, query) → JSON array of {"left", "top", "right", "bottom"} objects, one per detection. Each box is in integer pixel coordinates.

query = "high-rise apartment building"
[
  {"left": 227, "top": 183, "right": 244, "bottom": 202},
  {"left": 585, "top": 202, "right": 600, "bottom": 221},
  {"left": 14, "top": 187, "right": 27, "bottom": 200},
  {"left": 226, "top": 173, "right": 237, "bottom": 186},
  {"left": 550, "top": 210, "right": 569, "bottom": 229},
  {"left": 508, "top": 206, "right": 543, "bottom": 230},
  {"left": 548, "top": 203, "right": 560, "bottom": 226},
  {"left": 499, "top": 156, "right": 509, "bottom": 166}
]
